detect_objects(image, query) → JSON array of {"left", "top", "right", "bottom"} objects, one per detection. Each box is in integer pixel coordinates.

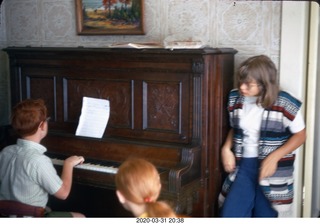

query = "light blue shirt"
[{"left": 0, "top": 139, "right": 62, "bottom": 207}]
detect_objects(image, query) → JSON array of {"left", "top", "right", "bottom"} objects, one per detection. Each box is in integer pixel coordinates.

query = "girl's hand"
[
  {"left": 259, "top": 153, "right": 278, "bottom": 180},
  {"left": 221, "top": 148, "right": 236, "bottom": 173}
]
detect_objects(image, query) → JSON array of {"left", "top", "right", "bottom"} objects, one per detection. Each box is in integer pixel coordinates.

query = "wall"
[
  {"left": 0, "top": 1, "right": 8, "bottom": 125},
  {"left": 0, "top": 0, "right": 282, "bottom": 125},
  {"left": 310, "top": 3, "right": 320, "bottom": 217},
  {"left": 313, "top": 20, "right": 320, "bottom": 217}
]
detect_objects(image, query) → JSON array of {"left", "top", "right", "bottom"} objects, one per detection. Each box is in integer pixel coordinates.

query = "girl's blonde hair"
[
  {"left": 237, "top": 55, "right": 280, "bottom": 108},
  {"left": 115, "top": 157, "right": 176, "bottom": 217}
]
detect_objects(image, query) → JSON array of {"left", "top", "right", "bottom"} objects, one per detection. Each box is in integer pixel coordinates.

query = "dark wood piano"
[{"left": 2, "top": 46, "right": 236, "bottom": 217}]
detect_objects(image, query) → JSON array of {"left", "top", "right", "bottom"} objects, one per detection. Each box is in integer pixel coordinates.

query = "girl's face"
[{"left": 239, "top": 80, "right": 261, "bottom": 97}]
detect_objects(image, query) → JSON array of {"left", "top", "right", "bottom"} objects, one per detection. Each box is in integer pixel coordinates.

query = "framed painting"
[{"left": 75, "top": 0, "right": 144, "bottom": 35}]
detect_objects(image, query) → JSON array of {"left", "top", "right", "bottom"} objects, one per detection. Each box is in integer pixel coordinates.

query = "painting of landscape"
[{"left": 75, "top": 0, "right": 144, "bottom": 35}]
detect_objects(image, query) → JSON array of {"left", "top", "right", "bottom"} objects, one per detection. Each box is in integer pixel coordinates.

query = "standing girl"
[{"left": 219, "top": 55, "right": 306, "bottom": 217}]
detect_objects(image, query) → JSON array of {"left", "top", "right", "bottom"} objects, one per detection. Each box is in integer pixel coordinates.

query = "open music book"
[{"left": 75, "top": 97, "right": 110, "bottom": 138}]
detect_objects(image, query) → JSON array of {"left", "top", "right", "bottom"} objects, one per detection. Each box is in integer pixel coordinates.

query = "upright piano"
[{"left": 2, "top": 47, "right": 236, "bottom": 217}]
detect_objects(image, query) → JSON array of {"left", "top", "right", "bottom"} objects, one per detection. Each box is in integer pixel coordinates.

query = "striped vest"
[{"left": 219, "top": 89, "right": 302, "bottom": 211}]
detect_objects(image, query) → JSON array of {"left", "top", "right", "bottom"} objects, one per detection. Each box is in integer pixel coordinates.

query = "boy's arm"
[{"left": 54, "top": 156, "right": 84, "bottom": 200}]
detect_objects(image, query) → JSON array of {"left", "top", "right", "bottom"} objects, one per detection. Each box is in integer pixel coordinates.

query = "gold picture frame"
[{"left": 75, "top": 0, "right": 144, "bottom": 35}]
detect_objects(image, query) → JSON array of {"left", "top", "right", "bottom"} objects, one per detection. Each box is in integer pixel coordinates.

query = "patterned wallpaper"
[
  {"left": 0, "top": 0, "right": 282, "bottom": 125},
  {"left": 1, "top": 0, "right": 281, "bottom": 62}
]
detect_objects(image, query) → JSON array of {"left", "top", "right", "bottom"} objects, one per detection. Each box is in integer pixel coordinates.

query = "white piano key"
[{"left": 51, "top": 158, "right": 118, "bottom": 174}]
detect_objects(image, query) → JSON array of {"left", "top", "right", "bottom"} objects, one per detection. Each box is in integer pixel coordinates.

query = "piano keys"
[
  {"left": 50, "top": 157, "right": 119, "bottom": 174},
  {"left": 3, "top": 47, "right": 236, "bottom": 216}
]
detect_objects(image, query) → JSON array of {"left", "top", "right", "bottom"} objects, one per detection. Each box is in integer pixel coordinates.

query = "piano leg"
[{"left": 47, "top": 183, "right": 133, "bottom": 217}]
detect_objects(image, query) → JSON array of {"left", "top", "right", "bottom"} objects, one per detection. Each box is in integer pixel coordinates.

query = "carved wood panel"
[{"left": 15, "top": 63, "right": 193, "bottom": 144}]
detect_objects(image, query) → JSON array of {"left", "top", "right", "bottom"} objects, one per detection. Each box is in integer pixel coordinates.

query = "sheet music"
[{"left": 75, "top": 97, "right": 110, "bottom": 138}]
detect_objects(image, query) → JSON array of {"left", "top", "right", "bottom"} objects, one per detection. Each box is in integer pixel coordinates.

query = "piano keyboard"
[{"left": 51, "top": 158, "right": 118, "bottom": 174}]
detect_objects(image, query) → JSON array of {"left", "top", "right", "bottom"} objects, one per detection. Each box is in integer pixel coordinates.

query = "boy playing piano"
[{"left": 0, "top": 99, "right": 85, "bottom": 217}]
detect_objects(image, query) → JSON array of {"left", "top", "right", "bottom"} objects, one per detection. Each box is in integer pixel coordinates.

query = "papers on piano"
[
  {"left": 163, "top": 35, "right": 207, "bottom": 49},
  {"left": 75, "top": 97, "right": 110, "bottom": 138},
  {"left": 109, "top": 42, "right": 163, "bottom": 49}
]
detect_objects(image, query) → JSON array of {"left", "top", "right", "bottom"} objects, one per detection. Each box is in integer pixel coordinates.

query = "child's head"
[
  {"left": 116, "top": 157, "right": 161, "bottom": 204},
  {"left": 237, "top": 55, "right": 279, "bottom": 108},
  {"left": 115, "top": 157, "right": 176, "bottom": 217},
  {"left": 11, "top": 99, "right": 48, "bottom": 137}
]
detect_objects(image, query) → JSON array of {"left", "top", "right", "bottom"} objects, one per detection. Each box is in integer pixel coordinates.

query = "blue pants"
[{"left": 220, "top": 158, "right": 278, "bottom": 217}]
